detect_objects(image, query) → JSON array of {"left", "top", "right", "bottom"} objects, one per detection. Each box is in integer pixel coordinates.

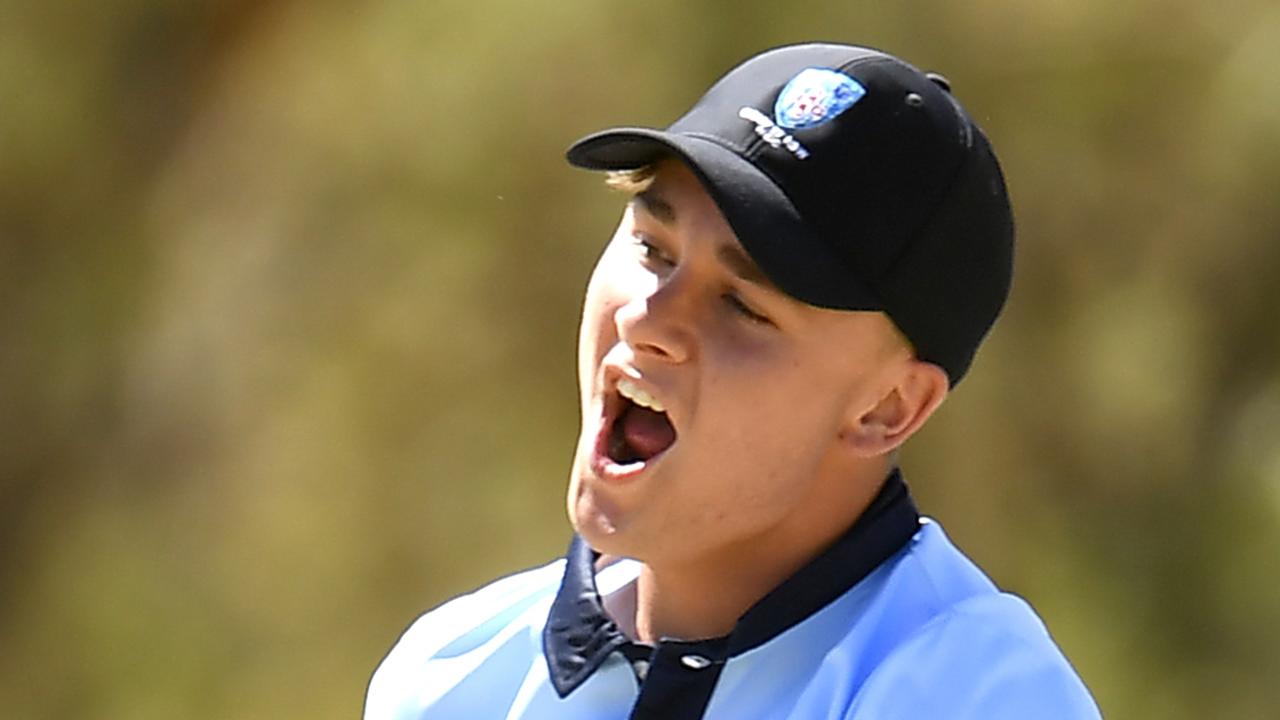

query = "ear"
[{"left": 842, "top": 360, "right": 949, "bottom": 457}]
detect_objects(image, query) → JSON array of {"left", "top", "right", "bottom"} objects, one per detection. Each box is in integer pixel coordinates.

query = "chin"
[{"left": 567, "top": 480, "right": 636, "bottom": 555}]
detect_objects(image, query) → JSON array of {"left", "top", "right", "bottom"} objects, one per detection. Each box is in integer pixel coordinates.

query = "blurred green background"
[{"left": 2, "top": 1, "right": 1279, "bottom": 718}]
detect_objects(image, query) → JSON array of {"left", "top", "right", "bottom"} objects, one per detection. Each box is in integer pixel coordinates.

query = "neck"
[{"left": 630, "top": 460, "right": 892, "bottom": 644}]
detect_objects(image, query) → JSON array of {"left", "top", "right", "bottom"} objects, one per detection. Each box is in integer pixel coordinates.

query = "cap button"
[{"left": 926, "top": 72, "right": 952, "bottom": 92}]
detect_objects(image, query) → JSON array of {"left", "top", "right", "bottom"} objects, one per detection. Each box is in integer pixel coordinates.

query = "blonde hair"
[{"left": 604, "top": 165, "right": 658, "bottom": 195}]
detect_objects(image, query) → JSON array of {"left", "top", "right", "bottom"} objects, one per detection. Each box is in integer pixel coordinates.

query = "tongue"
[{"left": 620, "top": 404, "right": 676, "bottom": 460}]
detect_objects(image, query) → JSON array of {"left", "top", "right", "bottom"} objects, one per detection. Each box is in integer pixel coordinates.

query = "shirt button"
[{"left": 680, "top": 654, "right": 713, "bottom": 670}]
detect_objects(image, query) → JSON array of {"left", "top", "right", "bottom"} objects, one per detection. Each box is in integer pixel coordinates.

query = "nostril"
[{"left": 636, "top": 340, "right": 672, "bottom": 359}]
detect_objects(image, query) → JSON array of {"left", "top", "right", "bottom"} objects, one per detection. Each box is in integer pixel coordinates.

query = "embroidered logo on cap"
[
  {"left": 738, "top": 106, "right": 810, "bottom": 159},
  {"left": 774, "top": 68, "right": 865, "bottom": 130}
]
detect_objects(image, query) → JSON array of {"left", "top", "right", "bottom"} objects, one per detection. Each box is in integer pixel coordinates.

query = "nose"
[{"left": 614, "top": 271, "right": 695, "bottom": 364}]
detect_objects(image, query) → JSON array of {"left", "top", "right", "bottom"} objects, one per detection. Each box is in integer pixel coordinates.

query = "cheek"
[
  {"left": 577, "top": 258, "right": 629, "bottom": 386},
  {"left": 700, "top": 352, "right": 847, "bottom": 464},
  {"left": 580, "top": 242, "right": 656, "bottom": 338}
]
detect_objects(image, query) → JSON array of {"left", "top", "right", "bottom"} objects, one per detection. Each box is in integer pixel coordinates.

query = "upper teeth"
[{"left": 617, "top": 378, "right": 666, "bottom": 412}]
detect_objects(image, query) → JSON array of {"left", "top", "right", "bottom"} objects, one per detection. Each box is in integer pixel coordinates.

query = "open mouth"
[{"left": 602, "top": 377, "right": 677, "bottom": 467}]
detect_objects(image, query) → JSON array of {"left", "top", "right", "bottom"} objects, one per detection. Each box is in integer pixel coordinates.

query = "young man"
[{"left": 365, "top": 43, "right": 1102, "bottom": 719}]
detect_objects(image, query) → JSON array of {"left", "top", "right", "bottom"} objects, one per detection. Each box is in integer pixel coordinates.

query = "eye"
[
  {"left": 723, "top": 292, "right": 774, "bottom": 327},
  {"left": 632, "top": 233, "right": 675, "bottom": 269}
]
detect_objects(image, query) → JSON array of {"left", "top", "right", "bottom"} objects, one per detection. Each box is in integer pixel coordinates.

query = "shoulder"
[
  {"left": 847, "top": 593, "right": 1101, "bottom": 719},
  {"left": 844, "top": 522, "right": 1101, "bottom": 719},
  {"left": 386, "top": 558, "right": 566, "bottom": 660},
  {"left": 363, "top": 559, "right": 565, "bottom": 719}
]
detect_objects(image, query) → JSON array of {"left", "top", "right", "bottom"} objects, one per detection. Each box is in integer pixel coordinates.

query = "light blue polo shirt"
[{"left": 365, "top": 472, "right": 1101, "bottom": 719}]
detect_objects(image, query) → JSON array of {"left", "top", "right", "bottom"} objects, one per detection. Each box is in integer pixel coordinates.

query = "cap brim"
[{"left": 567, "top": 128, "right": 882, "bottom": 311}]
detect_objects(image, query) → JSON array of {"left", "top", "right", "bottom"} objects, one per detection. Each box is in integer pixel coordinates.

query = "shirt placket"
[{"left": 628, "top": 637, "right": 729, "bottom": 720}]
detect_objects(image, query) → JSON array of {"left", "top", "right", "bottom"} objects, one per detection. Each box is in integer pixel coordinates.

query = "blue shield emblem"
[{"left": 773, "top": 68, "right": 865, "bottom": 130}]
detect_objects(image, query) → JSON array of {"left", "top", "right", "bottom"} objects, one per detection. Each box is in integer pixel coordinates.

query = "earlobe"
[{"left": 843, "top": 361, "right": 949, "bottom": 457}]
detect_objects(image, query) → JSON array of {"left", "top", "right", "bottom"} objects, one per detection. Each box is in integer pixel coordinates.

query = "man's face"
[{"left": 567, "top": 159, "right": 915, "bottom": 568}]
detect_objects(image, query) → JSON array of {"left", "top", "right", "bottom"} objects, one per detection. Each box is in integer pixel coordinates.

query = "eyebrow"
[{"left": 632, "top": 189, "right": 676, "bottom": 225}]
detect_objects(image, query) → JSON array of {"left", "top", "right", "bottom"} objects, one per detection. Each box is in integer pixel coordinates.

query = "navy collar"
[{"left": 543, "top": 468, "right": 921, "bottom": 697}]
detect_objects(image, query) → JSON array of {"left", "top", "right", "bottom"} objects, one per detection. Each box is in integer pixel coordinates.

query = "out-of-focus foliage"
[{"left": 1, "top": 0, "right": 1277, "bottom": 717}]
